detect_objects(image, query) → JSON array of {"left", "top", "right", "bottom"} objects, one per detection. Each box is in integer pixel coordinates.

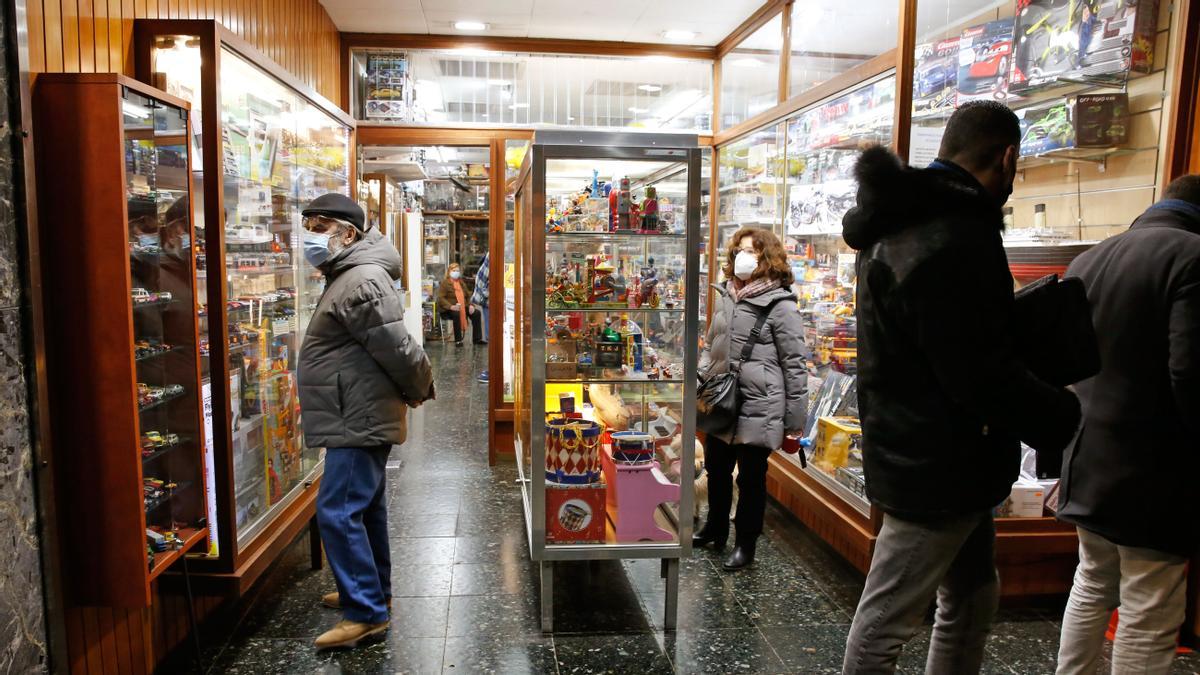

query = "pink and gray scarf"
[{"left": 729, "top": 278, "right": 780, "bottom": 302}]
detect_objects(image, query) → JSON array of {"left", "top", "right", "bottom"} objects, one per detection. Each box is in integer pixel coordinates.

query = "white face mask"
[
  {"left": 733, "top": 250, "right": 758, "bottom": 280},
  {"left": 450, "top": 270, "right": 462, "bottom": 280}
]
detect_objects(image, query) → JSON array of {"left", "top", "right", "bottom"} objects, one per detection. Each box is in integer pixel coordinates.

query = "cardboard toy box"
[
  {"left": 1018, "top": 93, "right": 1129, "bottom": 156},
  {"left": 546, "top": 482, "right": 607, "bottom": 543},
  {"left": 546, "top": 339, "right": 578, "bottom": 380},
  {"left": 957, "top": 19, "right": 1016, "bottom": 105},
  {"left": 914, "top": 38, "right": 961, "bottom": 113},
  {"left": 1011, "top": 0, "right": 1158, "bottom": 93},
  {"left": 995, "top": 480, "right": 1046, "bottom": 518},
  {"left": 812, "top": 417, "right": 862, "bottom": 472}
]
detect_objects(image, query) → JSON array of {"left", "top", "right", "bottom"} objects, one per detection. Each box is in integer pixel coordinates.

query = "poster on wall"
[
  {"left": 786, "top": 180, "right": 857, "bottom": 235},
  {"left": 957, "top": 19, "right": 1016, "bottom": 105},
  {"left": 1010, "top": 0, "right": 1158, "bottom": 93},
  {"left": 365, "top": 53, "right": 414, "bottom": 120},
  {"left": 914, "top": 38, "right": 960, "bottom": 113}
]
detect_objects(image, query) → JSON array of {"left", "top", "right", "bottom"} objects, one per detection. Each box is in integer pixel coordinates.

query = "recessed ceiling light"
[
  {"left": 663, "top": 29, "right": 696, "bottom": 41},
  {"left": 638, "top": 84, "right": 663, "bottom": 93},
  {"left": 480, "top": 113, "right": 489, "bottom": 118},
  {"left": 487, "top": 79, "right": 510, "bottom": 86},
  {"left": 629, "top": 107, "right": 648, "bottom": 114},
  {"left": 454, "top": 20, "right": 487, "bottom": 31},
  {"left": 567, "top": 116, "right": 575, "bottom": 121}
]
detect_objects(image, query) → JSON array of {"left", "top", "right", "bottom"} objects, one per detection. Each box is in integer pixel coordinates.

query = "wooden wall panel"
[{"left": 28, "top": 0, "right": 341, "bottom": 102}]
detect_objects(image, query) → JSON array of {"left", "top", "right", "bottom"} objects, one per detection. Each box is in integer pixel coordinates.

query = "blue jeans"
[{"left": 317, "top": 446, "right": 391, "bottom": 624}]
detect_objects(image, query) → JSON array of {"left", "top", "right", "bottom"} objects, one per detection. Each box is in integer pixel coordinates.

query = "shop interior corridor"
[{"left": 185, "top": 344, "right": 1200, "bottom": 674}]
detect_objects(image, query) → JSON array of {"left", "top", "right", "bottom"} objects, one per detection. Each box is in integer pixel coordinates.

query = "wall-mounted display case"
[
  {"left": 34, "top": 74, "right": 208, "bottom": 607},
  {"left": 512, "top": 133, "right": 700, "bottom": 630},
  {"left": 135, "top": 19, "right": 355, "bottom": 586}
]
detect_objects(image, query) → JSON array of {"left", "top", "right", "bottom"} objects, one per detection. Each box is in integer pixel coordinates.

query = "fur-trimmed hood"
[{"left": 841, "top": 146, "right": 1002, "bottom": 251}]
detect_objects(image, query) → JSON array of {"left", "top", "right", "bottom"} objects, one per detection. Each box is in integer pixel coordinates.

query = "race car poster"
[
  {"left": 957, "top": 19, "right": 1016, "bottom": 106},
  {"left": 914, "top": 38, "right": 960, "bottom": 113},
  {"left": 1010, "top": 0, "right": 1158, "bottom": 92}
]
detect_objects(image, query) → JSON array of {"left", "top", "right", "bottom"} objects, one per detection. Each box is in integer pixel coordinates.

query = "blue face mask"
[
  {"left": 137, "top": 233, "right": 158, "bottom": 248},
  {"left": 302, "top": 230, "right": 332, "bottom": 268},
  {"left": 179, "top": 235, "right": 190, "bottom": 250}
]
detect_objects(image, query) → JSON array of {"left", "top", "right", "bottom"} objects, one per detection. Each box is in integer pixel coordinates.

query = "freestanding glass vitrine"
[{"left": 512, "top": 132, "right": 701, "bottom": 630}]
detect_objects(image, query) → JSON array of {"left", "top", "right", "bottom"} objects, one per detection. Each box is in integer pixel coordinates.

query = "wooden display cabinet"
[
  {"left": 132, "top": 19, "right": 356, "bottom": 593},
  {"left": 361, "top": 172, "right": 408, "bottom": 290},
  {"left": 34, "top": 74, "right": 208, "bottom": 608}
]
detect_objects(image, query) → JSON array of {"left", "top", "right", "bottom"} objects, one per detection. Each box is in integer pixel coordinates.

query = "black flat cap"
[{"left": 302, "top": 193, "right": 366, "bottom": 231}]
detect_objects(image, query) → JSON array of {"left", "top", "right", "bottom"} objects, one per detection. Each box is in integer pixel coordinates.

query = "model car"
[
  {"left": 151, "top": 291, "right": 173, "bottom": 303},
  {"left": 164, "top": 433, "right": 180, "bottom": 445},
  {"left": 131, "top": 288, "right": 152, "bottom": 303},
  {"left": 227, "top": 300, "right": 248, "bottom": 312},
  {"left": 163, "top": 384, "right": 184, "bottom": 397},
  {"left": 968, "top": 38, "right": 1012, "bottom": 79},
  {"left": 142, "top": 431, "right": 164, "bottom": 450},
  {"left": 199, "top": 339, "right": 210, "bottom": 356},
  {"left": 916, "top": 62, "right": 955, "bottom": 97}
]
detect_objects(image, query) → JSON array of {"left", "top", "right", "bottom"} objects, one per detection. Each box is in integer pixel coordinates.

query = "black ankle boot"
[
  {"left": 722, "top": 542, "right": 756, "bottom": 571},
  {"left": 692, "top": 525, "right": 728, "bottom": 551}
]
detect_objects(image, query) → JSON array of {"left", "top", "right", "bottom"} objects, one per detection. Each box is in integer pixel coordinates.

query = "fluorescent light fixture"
[
  {"left": 567, "top": 116, "right": 576, "bottom": 121},
  {"left": 449, "top": 48, "right": 490, "bottom": 57},
  {"left": 638, "top": 84, "right": 663, "bottom": 92},
  {"left": 122, "top": 100, "right": 151, "bottom": 119},
  {"left": 662, "top": 29, "right": 696, "bottom": 41},
  {"left": 487, "top": 79, "right": 511, "bottom": 86},
  {"left": 628, "top": 107, "right": 649, "bottom": 113},
  {"left": 733, "top": 57, "right": 764, "bottom": 68},
  {"left": 454, "top": 20, "right": 487, "bottom": 31},
  {"left": 480, "top": 113, "right": 489, "bottom": 118}
]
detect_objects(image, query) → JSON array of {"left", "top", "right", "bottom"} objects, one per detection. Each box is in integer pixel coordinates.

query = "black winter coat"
[
  {"left": 298, "top": 228, "right": 434, "bottom": 449},
  {"left": 842, "top": 147, "right": 1080, "bottom": 519},
  {"left": 1059, "top": 201, "right": 1200, "bottom": 555}
]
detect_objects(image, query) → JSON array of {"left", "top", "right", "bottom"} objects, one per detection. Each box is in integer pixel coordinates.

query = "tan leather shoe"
[
  {"left": 313, "top": 619, "right": 389, "bottom": 649},
  {"left": 321, "top": 592, "right": 341, "bottom": 609},
  {"left": 321, "top": 592, "right": 392, "bottom": 612}
]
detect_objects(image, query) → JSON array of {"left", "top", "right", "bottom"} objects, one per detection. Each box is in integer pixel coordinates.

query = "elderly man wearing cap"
[{"left": 297, "top": 194, "right": 435, "bottom": 649}]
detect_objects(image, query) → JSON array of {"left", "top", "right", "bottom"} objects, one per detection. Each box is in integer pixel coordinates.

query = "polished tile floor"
[{"left": 193, "top": 344, "right": 1200, "bottom": 674}]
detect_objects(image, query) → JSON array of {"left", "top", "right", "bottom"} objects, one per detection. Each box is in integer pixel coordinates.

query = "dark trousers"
[
  {"left": 317, "top": 446, "right": 391, "bottom": 624},
  {"left": 703, "top": 435, "right": 771, "bottom": 545},
  {"left": 439, "top": 308, "right": 483, "bottom": 343}
]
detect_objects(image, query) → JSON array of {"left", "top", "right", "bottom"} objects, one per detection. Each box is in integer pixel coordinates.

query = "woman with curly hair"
[{"left": 695, "top": 227, "right": 808, "bottom": 570}]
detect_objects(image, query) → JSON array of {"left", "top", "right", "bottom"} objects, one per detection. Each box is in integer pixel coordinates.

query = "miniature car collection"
[
  {"left": 131, "top": 287, "right": 173, "bottom": 305},
  {"left": 137, "top": 382, "right": 185, "bottom": 410}
]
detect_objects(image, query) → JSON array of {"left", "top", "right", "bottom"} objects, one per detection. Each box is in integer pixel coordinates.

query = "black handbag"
[
  {"left": 1012, "top": 273, "right": 1101, "bottom": 387},
  {"left": 696, "top": 301, "right": 775, "bottom": 435}
]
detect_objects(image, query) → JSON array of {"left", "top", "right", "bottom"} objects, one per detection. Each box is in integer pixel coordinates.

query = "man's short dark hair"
[
  {"left": 938, "top": 101, "right": 1021, "bottom": 169},
  {"left": 1163, "top": 175, "right": 1200, "bottom": 205}
]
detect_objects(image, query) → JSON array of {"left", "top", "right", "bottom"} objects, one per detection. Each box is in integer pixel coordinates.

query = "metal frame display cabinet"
[
  {"left": 512, "top": 132, "right": 701, "bottom": 631},
  {"left": 132, "top": 19, "right": 357, "bottom": 591}
]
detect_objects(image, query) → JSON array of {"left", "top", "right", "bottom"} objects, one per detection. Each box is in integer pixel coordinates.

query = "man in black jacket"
[
  {"left": 840, "top": 102, "right": 1081, "bottom": 674},
  {"left": 297, "top": 194, "right": 435, "bottom": 650},
  {"left": 1055, "top": 177, "right": 1200, "bottom": 674}
]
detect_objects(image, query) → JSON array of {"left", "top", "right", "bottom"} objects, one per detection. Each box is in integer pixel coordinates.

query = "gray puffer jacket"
[
  {"left": 298, "top": 228, "right": 433, "bottom": 448},
  {"left": 699, "top": 283, "right": 808, "bottom": 450}
]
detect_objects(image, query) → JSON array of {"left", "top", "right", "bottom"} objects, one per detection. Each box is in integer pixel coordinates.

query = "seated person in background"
[{"left": 436, "top": 263, "right": 483, "bottom": 346}]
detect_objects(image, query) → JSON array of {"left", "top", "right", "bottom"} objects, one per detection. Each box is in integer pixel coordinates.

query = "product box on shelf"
[
  {"left": 914, "top": 38, "right": 961, "bottom": 113},
  {"left": 1017, "top": 93, "right": 1129, "bottom": 156},
  {"left": 957, "top": 19, "right": 1016, "bottom": 105},
  {"left": 1011, "top": 0, "right": 1158, "bottom": 93},
  {"left": 995, "top": 480, "right": 1046, "bottom": 518},
  {"left": 546, "top": 482, "right": 607, "bottom": 543},
  {"left": 811, "top": 416, "right": 862, "bottom": 472}
]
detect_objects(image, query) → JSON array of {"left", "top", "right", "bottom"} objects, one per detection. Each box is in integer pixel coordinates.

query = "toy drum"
[
  {"left": 611, "top": 431, "right": 655, "bottom": 464},
  {"left": 546, "top": 419, "right": 602, "bottom": 484}
]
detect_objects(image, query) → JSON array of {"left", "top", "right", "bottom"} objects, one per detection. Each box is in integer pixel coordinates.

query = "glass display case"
[
  {"left": 34, "top": 74, "right": 208, "bottom": 607},
  {"left": 716, "top": 124, "right": 787, "bottom": 281},
  {"left": 137, "top": 20, "right": 355, "bottom": 575},
  {"left": 512, "top": 133, "right": 701, "bottom": 630},
  {"left": 773, "top": 73, "right": 895, "bottom": 514}
]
